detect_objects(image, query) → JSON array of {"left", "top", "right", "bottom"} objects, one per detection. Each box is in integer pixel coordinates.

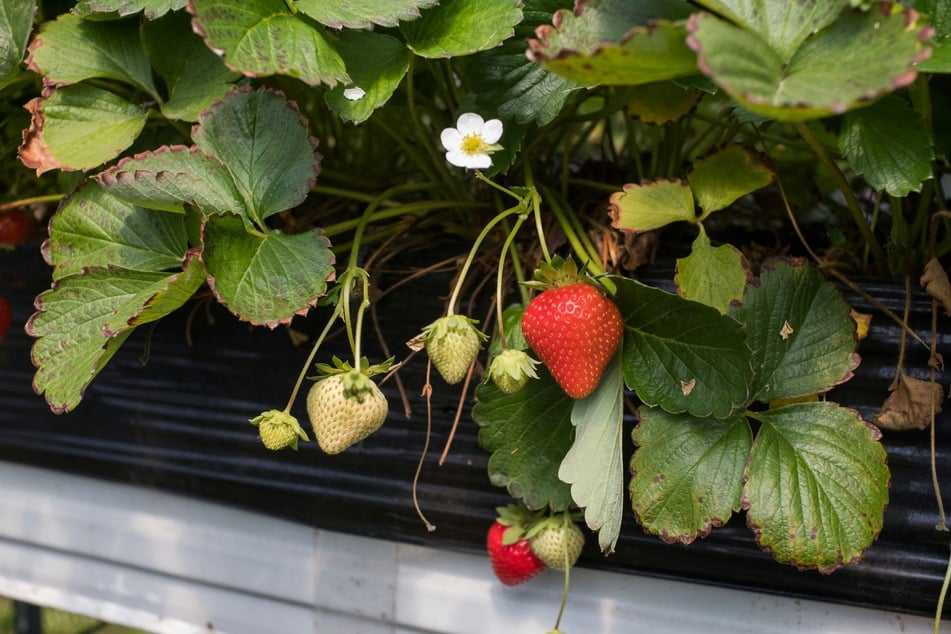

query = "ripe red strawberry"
[
  {"left": 0, "top": 212, "right": 32, "bottom": 246},
  {"left": 486, "top": 520, "right": 546, "bottom": 586},
  {"left": 521, "top": 259, "right": 623, "bottom": 399},
  {"left": 0, "top": 297, "right": 11, "bottom": 341}
]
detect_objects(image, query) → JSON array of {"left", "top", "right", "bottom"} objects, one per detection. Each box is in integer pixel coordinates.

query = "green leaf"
[
  {"left": 615, "top": 276, "right": 751, "bottom": 418},
  {"left": 143, "top": 10, "right": 241, "bottom": 122},
  {"left": 189, "top": 0, "right": 349, "bottom": 87},
  {"left": 27, "top": 254, "right": 206, "bottom": 413},
  {"left": 324, "top": 31, "right": 410, "bottom": 125},
  {"left": 74, "top": 0, "right": 186, "bottom": 19},
  {"left": 293, "top": 0, "right": 438, "bottom": 28},
  {"left": 687, "top": 5, "right": 932, "bottom": 121},
  {"left": 488, "top": 303, "right": 528, "bottom": 357},
  {"left": 729, "top": 259, "right": 859, "bottom": 403},
  {"left": 0, "top": 0, "right": 35, "bottom": 89},
  {"left": 473, "top": 368, "right": 575, "bottom": 511},
  {"left": 916, "top": 0, "right": 951, "bottom": 73},
  {"left": 201, "top": 215, "right": 335, "bottom": 327},
  {"left": 19, "top": 84, "right": 149, "bottom": 174},
  {"left": 838, "top": 95, "right": 934, "bottom": 197},
  {"left": 744, "top": 402, "right": 889, "bottom": 572},
  {"left": 688, "top": 144, "right": 775, "bottom": 218},
  {"left": 47, "top": 181, "right": 188, "bottom": 280},
  {"left": 559, "top": 355, "right": 625, "bottom": 553},
  {"left": 675, "top": 226, "right": 750, "bottom": 313},
  {"left": 527, "top": 0, "right": 698, "bottom": 85},
  {"left": 402, "top": 0, "right": 523, "bottom": 59},
  {"left": 94, "top": 146, "right": 248, "bottom": 217},
  {"left": 630, "top": 407, "right": 752, "bottom": 543},
  {"left": 469, "top": 0, "right": 581, "bottom": 126},
  {"left": 624, "top": 81, "right": 703, "bottom": 126},
  {"left": 192, "top": 87, "right": 320, "bottom": 223},
  {"left": 608, "top": 178, "right": 695, "bottom": 233},
  {"left": 693, "top": 0, "right": 848, "bottom": 62},
  {"left": 25, "top": 13, "right": 158, "bottom": 98}
]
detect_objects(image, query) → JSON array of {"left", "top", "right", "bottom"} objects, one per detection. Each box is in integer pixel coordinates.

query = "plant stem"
[
  {"left": 794, "top": 121, "right": 888, "bottom": 274},
  {"left": 282, "top": 303, "right": 344, "bottom": 412},
  {"left": 0, "top": 193, "right": 63, "bottom": 212},
  {"left": 495, "top": 213, "right": 530, "bottom": 341},
  {"left": 935, "top": 540, "right": 951, "bottom": 634}
]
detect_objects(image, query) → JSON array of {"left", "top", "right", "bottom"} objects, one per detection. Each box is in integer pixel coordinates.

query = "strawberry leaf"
[
  {"left": 744, "top": 402, "right": 889, "bottom": 572},
  {"left": 323, "top": 31, "right": 411, "bottom": 125},
  {"left": 143, "top": 10, "right": 241, "bottom": 122},
  {"left": 26, "top": 253, "right": 206, "bottom": 414},
  {"left": 401, "top": 0, "right": 522, "bottom": 59},
  {"left": 608, "top": 178, "right": 696, "bottom": 233},
  {"left": 25, "top": 13, "right": 158, "bottom": 99},
  {"left": 292, "top": 0, "right": 438, "bottom": 29},
  {"left": 630, "top": 407, "right": 752, "bottom": 543},
  {"left": 688, "top": 144, "right": 775, "bottom": 219},
  {"left": 474, "top": 368, "right": 574, "bottom": 512},
  {"left": 19, "top": 84, "right": 149, "bottom": 175},
  {"left": 192, "top": 87, "right": 320, "bottom": 224},
  {"left": 559, "top": 354, "right": 625, "bottom": 553},
  {"left": 201, "top": 215, "right": 335, "bottom": 327},
  {"left": 729, "top": 259, "right": 859, "bottom": 403},
  {"left": 94, "top": 146, "right": 248, "bottom": 218},
  {"left": 189, "top": 0, "right": 349, "bottom": 88},
  {"left": 74, "top": 0, "right": 186, "bottom": 19},
  {"left": 46, "top": 181, "right": 188, "bottom": 281},
  {"left": 526, "top": 0, "right": 697, "bottom": 86},
  {"left": 675, "top": 225, "right": 751, "bottom": 313},
  {"left": 0, "top": 0, "right": 34, "bottom": 90},
  {"left": 614, "top": 276, "right": 751, "bottom": 419}
]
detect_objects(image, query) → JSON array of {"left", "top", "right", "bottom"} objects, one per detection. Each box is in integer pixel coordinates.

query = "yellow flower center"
[{"left": 460, "top": 133, "right": 488, "bottom": 155}]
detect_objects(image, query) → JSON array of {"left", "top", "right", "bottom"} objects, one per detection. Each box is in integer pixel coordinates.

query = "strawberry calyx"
[
  {"left": 311, "top": 356, "right": 395, "bottom": 404},
  {"left": 495, "top": 503, "right": 544, "bottom": 544},
  {"left": 522, "top": 255, "right": 593, "bottom": 291},
  {"left": 485, "top": 348, "right": 540, "bottom": 394}
]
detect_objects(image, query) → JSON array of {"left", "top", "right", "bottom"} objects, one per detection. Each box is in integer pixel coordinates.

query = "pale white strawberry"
[{"left": 307, "top": 369, "right": 388, "bottom": 454}]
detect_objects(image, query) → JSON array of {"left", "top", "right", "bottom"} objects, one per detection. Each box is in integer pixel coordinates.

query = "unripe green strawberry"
[
  {"left": 529, "top": 516, "right": 585, "bottom": 571},
  {"left": 250, "top": 409, "right": 309, "bottom": 450},
  {"left": 522, "top": 259, "right": 622, "bottom": 399},
  {"left": 485, "top": 348, "right": 540, "bottom": 394},
  {"left": 307, "top": 369, "right": 388, "bottom": 454},
  {"left": 422, "top": 314, "right": 486, "bottom": 384}
]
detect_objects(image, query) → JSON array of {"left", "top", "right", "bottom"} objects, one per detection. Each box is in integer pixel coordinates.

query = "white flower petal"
[
  {"left": 445, "top": 150, "right": 491, "bottom": 169},
  {"left": 440, "top": 128, "right": 463, "bottom": 152},
  {"left": 343, "top": 86, "right": 366, "bottom": 101},
  {"left": 482, "top": 119, "right": 503, "bottom": 144},
  {"left": 456, "top": 112, "right": 485, "bottom": 135}
]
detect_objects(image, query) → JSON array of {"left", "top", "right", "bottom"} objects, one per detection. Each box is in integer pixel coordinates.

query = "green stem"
[
  {"left": 795, "top": 121, "right": 888, "bottom": 274},
  {"left": 323, "top": 199, "right": 490, "bottom": 238},
  {"left": 495, "top": 213, "right": 530, "bottom": 340},
  {"left": 0, "top": 193, "right": 64, "bottom": 212},
  {"left": 283, "top": 303, "right": 344, "bottom": 412}
]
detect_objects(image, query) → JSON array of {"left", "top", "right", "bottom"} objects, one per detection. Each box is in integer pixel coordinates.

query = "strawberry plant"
[{"left": 1, "top": 0, "right": 950, "bottom": 628}]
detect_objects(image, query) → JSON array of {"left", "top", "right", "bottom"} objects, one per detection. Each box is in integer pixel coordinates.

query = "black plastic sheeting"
[{"left": 1, "top": 242, "right": 950, "bottom": 619}]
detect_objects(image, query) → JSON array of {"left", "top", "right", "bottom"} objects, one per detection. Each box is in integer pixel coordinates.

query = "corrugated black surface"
[{"left": 1, "top": 243, "right": 950, "bottom": 618}]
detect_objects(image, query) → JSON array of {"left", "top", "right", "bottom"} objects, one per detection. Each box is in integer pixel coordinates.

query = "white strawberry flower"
[
  {"left": 343, "top": 86, "right": 366, "bottom": 101},
  {"left": 440, "top": 112, "right": 503, "bottom": 169}
]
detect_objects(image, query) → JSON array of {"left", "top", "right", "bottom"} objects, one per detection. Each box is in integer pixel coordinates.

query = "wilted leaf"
[
  {"left": 675, "top": 226, "right": 751, "bottom": 313},
  {"left": 201, "top": 215, "right": 335, "bottom": 327},
  {"left": 189, "top": 0, "right": 349, "bottom": 87},
  {"left": 46, "top": 181, "right": 187, "bottom": 280},
  {"left": 921, "top": 257, "right": 951, "bottom": 316},
  {"left": 839, "top": 95, "right": 934, "bottom": 197},
  {"left": 614, "top": 275, "right": 751, "bottom": 418},
  {"left": 559, "top": 355, "right": 625, "bottom": 553},
  {"left": 872, "top": 372, "right": 945, "bottom": 431},
  {"left": 473, "top": 368, "right": 575, "bottom": 511},
  {"left": 730, "top": 259, "right": 859, "bottom": 403},
  {"left": 688, "top": 144, "right": 775, "bottom": 218},
  {"left": 609, "top": 179, "right": 695, "bottom": 233},
  {"left": 20, "top": 84, "right": 149, "bottom": 175},
  {"left": 631, "top": 407, "right": 752, "bottom": 543},
  {"left": 744, "top": 402, "right": 889, "bottom": 572}
]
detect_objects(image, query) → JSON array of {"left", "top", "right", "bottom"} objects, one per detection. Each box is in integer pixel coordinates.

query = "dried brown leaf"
[
  {"left": 871, "top": 373, "right": 945, "bottom": 431},
  {"left": 920, "top": 258, "right": 951, "bottom": 315}
]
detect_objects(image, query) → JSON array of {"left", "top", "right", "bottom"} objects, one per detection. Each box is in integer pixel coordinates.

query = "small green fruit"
[
  {"left": 530, "top": 517, "right": 585, "bottom": 571},
  {"left": 486, "top": 348, "right": 540, "bottom": 394},
  {"left": 307, "top": 370, "right": 389, "bottom": 454},
  {"left": 249, "top": 409, "right": 309, "bottom": 450},
  {"left": 422, "top": 314, "right": 486, "bottom": 384}
]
